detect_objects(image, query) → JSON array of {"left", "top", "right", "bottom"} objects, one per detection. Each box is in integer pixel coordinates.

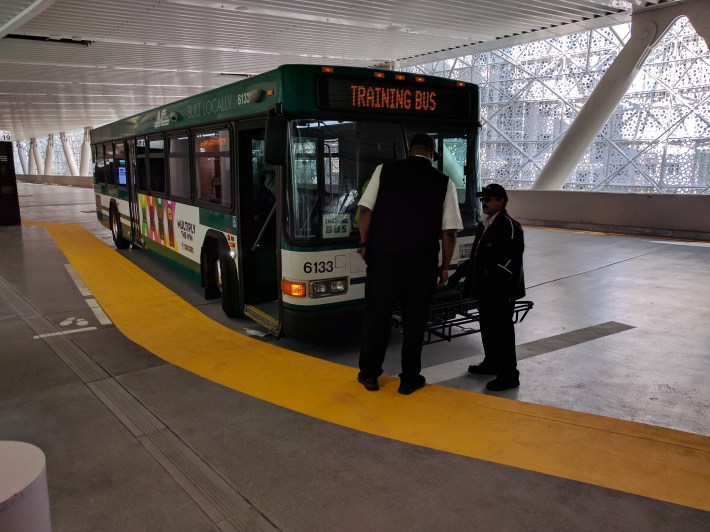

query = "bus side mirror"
[{"left": 265, "top": 115, "right": 287, "bottom": 166}]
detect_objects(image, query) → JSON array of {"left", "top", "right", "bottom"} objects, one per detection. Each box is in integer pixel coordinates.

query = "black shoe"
[
  {"left": 398, "top": 379, "right": 426, "bottom": 395},
  {"left": 468, "top": 363, "right": 496, "bottom": 375},
  {"left": 486, "top": 376, "right": 520, "bottom": 391},
  {"left": 357, "top": 376, "right": 379, "bottom": 391}
]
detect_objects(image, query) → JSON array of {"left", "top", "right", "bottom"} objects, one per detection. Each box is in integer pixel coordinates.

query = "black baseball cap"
[
  {"left": 409, "top": 133, "right": 439, "bottom": 161},
  {"left": 476, "top": 183, "right": 508, "bottom": 200}
]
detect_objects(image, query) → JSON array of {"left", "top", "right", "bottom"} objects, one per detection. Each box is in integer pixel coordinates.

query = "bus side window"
[
  {"left": 148, "top": 136, "right": 166, "bottom": 195},
  {"left": 104, "top": 142, "right": 114, "bottom": 186},
  {"left": 136, "top": 138, "right": 148, "bottom": 192},
  {"left": 195, "top": 128, "right": 231, "bottom": 207},
  {"left": 94, "top": 144, "right": 105, "bottom": 185},
  {"left": 114, "top": 141, "right": 127, "bottom": 187},
  {"left": 168, "top": 134, "right": 191, "bottom": 200}
]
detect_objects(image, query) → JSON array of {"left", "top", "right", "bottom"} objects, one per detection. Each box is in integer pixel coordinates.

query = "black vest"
[{"left": 367, "top": 156, "right": 449, "bottom": 269}]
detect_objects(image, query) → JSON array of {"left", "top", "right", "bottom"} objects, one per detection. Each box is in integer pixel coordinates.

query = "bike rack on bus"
[{"left": 392, "top": 289, "right": 534, "bottom": 345}]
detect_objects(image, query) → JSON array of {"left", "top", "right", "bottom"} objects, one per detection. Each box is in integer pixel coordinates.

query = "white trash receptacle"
[{"left": 0, "top": 441, "right": 52, "bottom": 532}]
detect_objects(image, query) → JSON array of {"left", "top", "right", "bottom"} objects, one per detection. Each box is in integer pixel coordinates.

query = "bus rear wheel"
[{"left": 110, "top": 207, "right": 130, "bottom": 249}]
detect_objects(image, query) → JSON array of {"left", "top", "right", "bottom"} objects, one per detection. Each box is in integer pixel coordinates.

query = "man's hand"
[
  {"left": 438, "top": 266, "right": 448, "bottom": 287},
  {"left": 440, "top": 229, "right": 457, "bottom": 287}
]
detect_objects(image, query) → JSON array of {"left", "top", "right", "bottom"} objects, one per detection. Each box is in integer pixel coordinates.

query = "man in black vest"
[
  {"left": 356, "top": 133, "right": 463, "bottom": 395},
  {"left": 463, "top": 183, "right": 525, "bottom": 391}
]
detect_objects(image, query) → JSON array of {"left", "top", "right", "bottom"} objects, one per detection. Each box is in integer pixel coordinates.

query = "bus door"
[
  {"left": 237, "top": 121, "right": 281, "bottom": 334},
  {"left": 126, "top": 138, "right": 141, "bottom": 244}
]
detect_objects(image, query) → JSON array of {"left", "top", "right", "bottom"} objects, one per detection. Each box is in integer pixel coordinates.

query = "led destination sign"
[{"left": 317, "top": 76, "right": 471, "bottom": 118}]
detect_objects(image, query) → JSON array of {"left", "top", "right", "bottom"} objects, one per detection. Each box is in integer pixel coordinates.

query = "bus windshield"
[{"left": 287, "top": 119, "right": 477, "bottom": 242}]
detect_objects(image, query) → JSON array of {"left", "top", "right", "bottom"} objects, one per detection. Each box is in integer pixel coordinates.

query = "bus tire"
[
  {"left": 202, "top": 237, "right": 241, "bottom": 317},
  {"left": 219, "top": 253, "right": 240, "bottom": 318},
  {"left": 110, "top": 206, "right": 130, "bottom": 249}
]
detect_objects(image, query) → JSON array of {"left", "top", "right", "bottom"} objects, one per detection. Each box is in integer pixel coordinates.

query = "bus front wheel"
[
  {"left": 219, "top": 254, "right": 241, "bottom": 317},
  {"left": 110, "top": 207, "right": 130, "bottom": 249},
  {"left": 202, "top": 239, "right": 241, "bottom": 318}
]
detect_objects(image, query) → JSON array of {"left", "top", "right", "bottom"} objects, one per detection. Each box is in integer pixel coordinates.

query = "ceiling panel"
[{"left": 0, "top": 0, "right": 688, "bottom": 139}]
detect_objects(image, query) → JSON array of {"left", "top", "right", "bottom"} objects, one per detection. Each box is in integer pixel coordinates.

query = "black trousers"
[
  {"left": 478, "top": 296, "right": 519, "bottom": 379},
  {"left": 359, "top": 264, "right": 437, "bottom": 384}
]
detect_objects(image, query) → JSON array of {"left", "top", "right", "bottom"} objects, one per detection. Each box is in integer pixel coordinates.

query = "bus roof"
[{"left": 91, "top": 64, "right": 479, "bottom": 144}]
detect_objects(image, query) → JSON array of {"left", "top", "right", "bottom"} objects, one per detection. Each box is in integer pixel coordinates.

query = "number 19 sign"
[{"left": 1, "top": 131, "right": 11, "bottom": 142}]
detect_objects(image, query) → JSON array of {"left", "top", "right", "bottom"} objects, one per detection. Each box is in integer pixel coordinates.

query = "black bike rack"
[{"left": 393, "top": 292, "right": 534, "bottom": 345}]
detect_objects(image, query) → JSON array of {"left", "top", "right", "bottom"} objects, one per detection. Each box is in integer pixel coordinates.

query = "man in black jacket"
[
  {"left": 463, "top": 183, "right": 525, "bottom": 391},
  {"left": 357, "top": 133, "right": 463, "bottom": 395}
]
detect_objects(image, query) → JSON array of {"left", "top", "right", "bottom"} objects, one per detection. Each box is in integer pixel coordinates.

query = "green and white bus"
[{"left": 92, "top": 64, "right": 481, "bottom": 337}]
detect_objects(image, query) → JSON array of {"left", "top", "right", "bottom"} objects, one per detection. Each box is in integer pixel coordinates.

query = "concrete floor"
[{"left": 1, "top": 183, "right": 708, "bottom": 531}]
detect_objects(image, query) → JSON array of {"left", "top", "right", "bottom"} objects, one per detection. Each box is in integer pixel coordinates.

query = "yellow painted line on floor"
[{"left": 36, "top": 222, "right": 710, "bottom": 511}]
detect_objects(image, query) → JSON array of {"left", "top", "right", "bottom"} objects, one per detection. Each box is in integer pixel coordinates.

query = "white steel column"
[
  {"left": 28, "top": 152, "right": 36, "bottom": 175},
  {"left": 532, "top": 3, "right": 694, "bottom": 190},
  {"left": 17, "top": 143, "right": 29, "bottom": 174},
  {"left": 79, "top": 127, "right": 92, "bottom": 176},
  {"left": 60, "top": 132, "right": 79, "bottom": 176},
  {"left": 30, "top": 138, "right": 42, "bottom": 174},
  {"left": 43, "top": 134, "right": 55, "bottom": 175}
]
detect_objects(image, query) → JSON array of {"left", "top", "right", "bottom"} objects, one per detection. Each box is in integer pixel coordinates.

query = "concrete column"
[
  {"left": 28, "top": 144, "right": 36, "bottom": 175},
  {"left": 43, "top": 134, "right": 55, "bottom": 175},
  {"left": 60, "top": 131, "right": 79, "bottom": 176},
  {"left": 30, "top": 138, "right": 42, "bottom": 175},
  {"left": 532, "top": 4, "right": 690, "bottom": 190},
  {"left": 79, "top": 127, "right": 92, "bottom": 176},
  {"left": 0, "top": 441, "right": 52, "bottom": 532},
  {"left": 16, "top": 143, "right": 29, "bottom": 174}
]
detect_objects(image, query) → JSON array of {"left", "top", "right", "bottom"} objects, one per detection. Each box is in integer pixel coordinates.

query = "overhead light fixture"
[{"left": 3, "top": 34, "right": 93, "bottom": 47}]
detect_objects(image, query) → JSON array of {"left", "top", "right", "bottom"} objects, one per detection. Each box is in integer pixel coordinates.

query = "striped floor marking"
[
  {"left": 2, "top": 253, "right": 275, "bottom": 531},
  {"left": 33, "top": 326, "right": 97, "bottom": 339},
  {"left": 36, "top": 222, "right": 710, "bottom": 512},
  {"left": 424, "top": 321, "right": 634, "bottom": 384},
  {"left": 65, "top": 263, "right": 114, "bottom": 325}
]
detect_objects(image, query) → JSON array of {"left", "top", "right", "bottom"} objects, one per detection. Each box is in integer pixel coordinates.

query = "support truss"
[{"left": 409, "top": 17, "right": 709, "bottom": 194}]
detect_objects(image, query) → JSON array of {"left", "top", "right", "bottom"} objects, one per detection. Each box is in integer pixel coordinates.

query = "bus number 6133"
[{"left": 304, "top": 261, "right": 334, "bottom": 274}]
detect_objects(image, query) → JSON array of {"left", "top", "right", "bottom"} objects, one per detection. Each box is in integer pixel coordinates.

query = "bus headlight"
[{"left": 309, "top": 277, "right": 348, "bottom": 298}]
